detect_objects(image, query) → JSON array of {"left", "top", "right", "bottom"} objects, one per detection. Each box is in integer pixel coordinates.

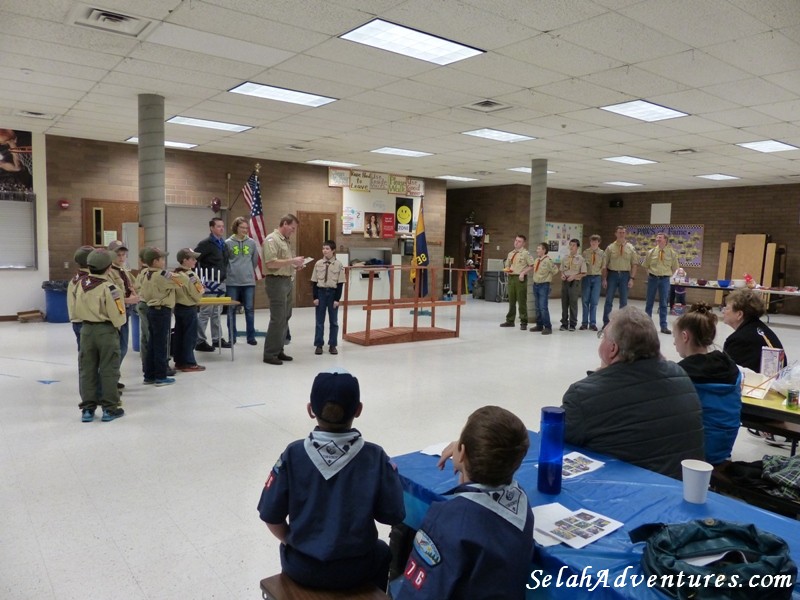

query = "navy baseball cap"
[{"left": 310, "top": 368, "right": 360, "bottom": 424}]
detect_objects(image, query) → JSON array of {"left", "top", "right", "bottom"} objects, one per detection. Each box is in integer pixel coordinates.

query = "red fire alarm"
[{"left": 58, "top": 199, "right": 70, "bottom": 209}]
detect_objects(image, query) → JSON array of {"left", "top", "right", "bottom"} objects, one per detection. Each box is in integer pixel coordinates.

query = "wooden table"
[{"left": 741, "top": 389, "right": 800, "bottom": 455}]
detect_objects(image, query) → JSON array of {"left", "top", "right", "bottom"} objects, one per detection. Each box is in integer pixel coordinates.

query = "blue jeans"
[
  {"left": 645, "top": 275, "right": 671, "bottom": 329},
  {"left": 603, "top": 270, "right": 630, "bottom": 325},
  {"left": 173, "top": 304, "right": 199, "bottom": 366},
  {"left": 314, "top": 288, "right": 340, "bottom": 347},
  {"left": 227, "top": 285, "right": 256, "bottom": 343},
  {"left": 581, "top": 275, "right": 601, "bottom": 326},
  {"left": 534, "top": 283, "right": 552, "bottom": 329}
]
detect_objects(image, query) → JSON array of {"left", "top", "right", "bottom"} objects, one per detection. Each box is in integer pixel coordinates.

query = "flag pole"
[{"left": 228, "top": 164, "right": 259, "bottom": 212}]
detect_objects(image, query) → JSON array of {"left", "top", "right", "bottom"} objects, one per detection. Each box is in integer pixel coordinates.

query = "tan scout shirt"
[
  {"left": 139, "top": 267, "right": 182, "bottom": 308},
  {"left": 174, "top": 268, "right": 205, "bottom": 306},
  {"left": 108, "top": 265, "right": 135, "bottom": 299},
  {"left": 603, "top": 242, "right": 637, "bottom": 272},
  {"left": 582, "top": 248, "right": 605, "bottom": 276},
  {"left": 531, "top": 255, "right": 559, "bottom": 283},
  {"left": 67, "top": 268, "right": 89, "bottom": 322},
  {"left": 644, "top": 245, "right": 680, "bottom": 277},
  {"left": 310, "top": 258, "right": 344, "bottom": 288},
  {"left": 72, "top": 274, "right": 126, "bottom": 328},
  {"left": 263, "top": 229, "right": 294, "bottom": 276},
  {"left": 505, "top": 248, "right": 535, "bottom": 276},
  {"left": 561, "top": 253, "right": 587, "bottom": 279}
]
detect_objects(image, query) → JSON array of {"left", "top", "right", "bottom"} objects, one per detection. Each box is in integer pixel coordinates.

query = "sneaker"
[
  {"left": 178, "top": 364, "right": 206, "bottom": 372},
  {"left": 329, "top": 346, "right": 338, "bottom": 355},
  {"left": 569, "top": 326, "right": 576, "bottom": 332},
  {"left": 81, "top": 408, "right": 95, "bottom": 423},
  {"left": 529, "top": 326, "right": 543, "bottom": 332},
  {"left": 214, "top": 339, "right": 232, "bottom": 349},
  {"left": 143, "top": 378, "right": 156, "bottom": 385},
  {"left": 559, "top": 325, "right": 567, "bottom": 331},
  {"left": 520, "top": 323, "right": 527, "bottom": 330},
  {"left": 589, "top": 325, "right": 598, "bottom": 332},
  {"left": 117, "top": 382, "right": 125, "bottom": 390},
  {"left": 155, "top": 377, "right": 176, "bottom": 387},
  {"left": 579, "top": 325, "right": 588, "bottom": 331},
  {"left": 277, "top": 352, "right": 293, "bottom": 361},
  {"left": 263, "top": 356, "right": 283, "bottom": 365},
  {"left": 499, "top": 322, "right": 514, "bottom": 327},
  {"left": 660, "top": 327, "right": 672, "bottom": 335},
  {"left": 315, "top": 346, "right": 323, "bottom": 355},
  {"left": 166, "top": 367, "right": 176, "bottom": 376},
  {"left": 195, "top": 341, "right": 214, "bottom": 352},
  {"left": 247, "top": 339, "right": 257, "bottom": 346},
  {"left": 101, "top": 407, "right": 125, "bottom": 422},
  {"left": 542, "top": 328, "right": 553, "bottom": 335}
]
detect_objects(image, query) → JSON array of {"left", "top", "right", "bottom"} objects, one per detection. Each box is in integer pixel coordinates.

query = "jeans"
[
  {"left": 581, "top": 275, "right": 601, "bottom": 326},
  {"left": 314, "top": 288, "right": 340, "bottom": 347},
  {"left": 173, "top": 304, "right": 199, "bottom": 366},
  {"left": 560, "top": 280, "right": 581, "bottom": 328},
  {"left": 145, "top": 306, "right": 172, "bottom": 381},
  {"left": 645, "top": 275, "right": 671, "bottom": 329},
  {"left": 264, "top": 276, "right": 293, "bottom": 359},
  {"left": 227, "top": 285, "right": 256, "bottom": 343},
  {"left": 603, "top": 270, "right": 630, "bottom": 325},
  {"left": 534, "top": 282, "right": 552, "bottom": 329}
]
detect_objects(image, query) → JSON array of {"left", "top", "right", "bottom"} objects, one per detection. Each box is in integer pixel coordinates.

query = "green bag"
[{"left": 629, "top": 518, "right": 796, "bottom": 599}]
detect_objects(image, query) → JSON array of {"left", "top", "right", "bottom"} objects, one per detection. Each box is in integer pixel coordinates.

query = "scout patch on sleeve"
[
  {"left": 404, "top": 558, "right": 428, "bottom": 590},
  {"left": 110, "top": 285, "right": 125, "bottom": 314},
  {"left": 413, "top": 529, "right": 441, "bottom": 566}
]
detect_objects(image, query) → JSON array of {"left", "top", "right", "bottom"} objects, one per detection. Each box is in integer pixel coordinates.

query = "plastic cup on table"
[{"left": 681, "top": 459, "right": 713, "bottom": 504}]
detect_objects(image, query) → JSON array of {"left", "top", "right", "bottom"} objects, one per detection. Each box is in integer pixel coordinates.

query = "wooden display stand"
[{"left": 342, "top": 265, "right": 466, "bottom": 346}]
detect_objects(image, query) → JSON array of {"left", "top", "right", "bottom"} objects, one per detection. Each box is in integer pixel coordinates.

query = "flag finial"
[{"left": 255, "top": 163, "right": 261, "bottom": 174}]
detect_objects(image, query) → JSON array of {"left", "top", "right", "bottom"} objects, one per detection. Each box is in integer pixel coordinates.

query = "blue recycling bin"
[{"left": 42, "top": 281, "right": 69, "bottom": 323}]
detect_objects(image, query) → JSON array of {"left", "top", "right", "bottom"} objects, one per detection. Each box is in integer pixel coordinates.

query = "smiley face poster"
[{"left": 396, "top": 197, "right": 413, "bottom": 233}]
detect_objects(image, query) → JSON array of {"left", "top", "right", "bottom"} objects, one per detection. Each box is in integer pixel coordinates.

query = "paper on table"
[
  {"left": 533, "top": 502, "right": 623, "bottom": 549},
  {"left": 562, "top": 452, "right": 605, "bottom": 479},
  {"left": 741, "top": 368, "right": 774, "bottom": 399},
  {"left": 420, "top": 441, "right": 450, "bottom": 457},
  {"left": 532, "top": 503, "right": 573, "bottom": 546}
]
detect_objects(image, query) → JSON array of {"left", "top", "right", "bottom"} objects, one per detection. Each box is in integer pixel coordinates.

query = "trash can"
[
  {"left": 483, "top": 271, "right": 501, "bottom": 302},
  {"left": 41, "top": 280, "right": 70, "bottom": 323}
]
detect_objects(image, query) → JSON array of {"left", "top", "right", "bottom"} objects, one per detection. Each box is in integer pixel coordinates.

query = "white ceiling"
[{"left": 2, "top": 0, "right": 799, "bottom": 191}]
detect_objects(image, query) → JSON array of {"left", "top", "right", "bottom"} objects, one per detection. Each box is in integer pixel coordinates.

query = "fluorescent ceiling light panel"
[
  {"left": 371, "top": 147, "right": 432, "bottom": 157},
  {"left": 463, "top": 128, "right": 535, "bottom": 143},
  {"left": 307, "top": 160, "right": 360, "bottom": 168},
  {"left": 436, "top": 175, "right": 478, "bottom": 181},
  {"left": 229, "top": 82, "right": 336, "bottom": 107},
  {"left": 125, "top": 137, "right": 197, "bottom": 149},
  {"left": 508, "top": 167, "right": 556, "bottom": 174},
  {"left": 600, "top": 100, "right": 688, "bottom": 122},
  {"left": 604, "top": 181, "right": 643, "bottom": 187},
  {"left": 603, "top": 156, "right": 656, "bottom": 165},
  {"left": 340, "top": 19, "right": 484, "bottom": 65},
  {"left": 696, "top": 174, "right": 739, "bottom": 180},
  {"left": 167, "top": 116, "right": 251, "bottom": 132},
  {"left": 736, "top": 140, "right": 798, "bottom": 153}
]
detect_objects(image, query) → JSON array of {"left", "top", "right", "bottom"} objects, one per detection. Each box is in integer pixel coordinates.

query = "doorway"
[
  {"left": 81, "top": 198, "right": 139, "bottom": 247},
  {"left": 296, "top": 211, "right": 337, "bottom": 308}
]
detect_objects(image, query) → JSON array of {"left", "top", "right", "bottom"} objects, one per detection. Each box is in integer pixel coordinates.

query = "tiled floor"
[{"left": 1, "top": 297, "right": 794, "bottom": 599}]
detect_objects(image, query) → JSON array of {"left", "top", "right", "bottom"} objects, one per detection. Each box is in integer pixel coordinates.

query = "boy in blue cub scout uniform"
[
  {"left": 258, "top": 368, "right": 405, "bottom": 590},
  {"left": 393, "top": 406, "right": 534, "bottom": 600}
]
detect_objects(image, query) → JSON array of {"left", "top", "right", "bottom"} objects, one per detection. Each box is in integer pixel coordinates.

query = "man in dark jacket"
[
  {"left": 562, "top": 306, "right": 704, "bottom": 479},
  {"left": 195, "top": 217, "right": 231, "bottom": 351}
]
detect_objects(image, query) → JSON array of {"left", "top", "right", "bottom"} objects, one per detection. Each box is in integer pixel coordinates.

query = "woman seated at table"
[
  {"left": 673, "top": 302, "right": 741, "bottom": 465},
  {"left": 722, "top": 289, "right": 787, "bottom": 372}
]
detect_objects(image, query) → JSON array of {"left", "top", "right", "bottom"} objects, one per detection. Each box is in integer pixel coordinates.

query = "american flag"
[{"left": 243, "top": 172, "right": 266, "bottom": 280}]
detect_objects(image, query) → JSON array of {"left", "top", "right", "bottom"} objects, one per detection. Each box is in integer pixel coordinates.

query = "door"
[
  {"left": 296, "top": 211, "right": 337, "bottom": 308},
  {"left": 82, "top": 198, "right": 139, "bottom": 247}
]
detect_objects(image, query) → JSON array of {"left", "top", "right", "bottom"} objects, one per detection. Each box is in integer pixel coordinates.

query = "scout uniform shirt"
[
  {"left": 504, "top": 247, "right": 535, "bottom": 276},
  {"left": 582, "top": 247, "right": 605, "bottom": 276},
  {"left": 263, "top": 229, "right": 294, "bottom": 276},
  {"left": 173, "top": 267, "right": 205, "bottom": 306},
  {"left": 603, "top": 240, "right": 638, "bottom": 272},
  {"left": 67, "top": 267, "right": 90, "bottom": 322},
  {"left": 310, "top": 257, "right": 345, "bottom": 298},
  {"left": 644, "top": 244, "right": 680, "bottom": 276},
  {"left": 561, "top": 252, "right": 587, "bottom": 279},
  {"left": 531, "top": 254, "right": 559, "bottom": 283},
  {"left": 139, "top": 267, "right": 182, "bottom": 308},
  {"left": 108, "top": 264, "right": 137, "bottom": 315},
  {"left": 72, "top": 274, "right": 126, "bottom": 329}
]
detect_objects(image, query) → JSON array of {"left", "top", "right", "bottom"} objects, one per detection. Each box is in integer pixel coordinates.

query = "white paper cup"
[{"left": 681, "top": 459, "right": 713, "bottom": 504}]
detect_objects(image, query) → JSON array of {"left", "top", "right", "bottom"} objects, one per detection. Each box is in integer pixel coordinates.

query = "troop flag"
[
  {"left": 410, "top": 197, "right": 429, "bottom": 297},
  {"left": 242, "top": 172, "right": 266, "bottom": 280}
]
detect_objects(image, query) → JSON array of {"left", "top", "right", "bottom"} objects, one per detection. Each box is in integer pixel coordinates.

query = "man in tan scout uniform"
[
  {"left": 262, "top": 214, "right": 306, "bottom": 365},
  {"left": 644, "top": 232, "right": 680, "bottom": 334},
  {"left": 500, "top": 234, "right": 536, "bottom": 330},
  {"left": 74, "top": 249, "right": 126, "bottom": 423},
  {"left": 601, "top": 226, "right": 638, "bottom": 328}
]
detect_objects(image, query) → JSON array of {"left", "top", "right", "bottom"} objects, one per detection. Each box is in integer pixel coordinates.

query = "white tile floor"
[{"left": 1, "top": 297, "right": 795, "bottom": 599}]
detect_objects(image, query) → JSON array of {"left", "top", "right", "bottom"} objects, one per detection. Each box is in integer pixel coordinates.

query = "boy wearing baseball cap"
[
  {"left": 67, "top": 245, "right": 94, "bottom": 349},
  {"left": 257, "top": 368, "right": 405, "bottom": 591},
  {"left": 172, "top": 248, "right": 206, "bottom": 372},
  {"left": 106, "top": 240, "right": 139, "bottom": 389}
]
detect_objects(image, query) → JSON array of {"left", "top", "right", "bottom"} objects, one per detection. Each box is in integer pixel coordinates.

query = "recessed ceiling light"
[
  {"left": 229, "top": 82, "right": 336, "bottom": 107},
  {"left": 167, "top": 116, "right": 251, "bottom": 132},
  {"left": 306, "top": 160, "right": 360, "bottom": 168},
  {"left": 340, "top": 19, "right": 484, "bottom": 65},
  {"left": 736, "top": 140, "right": 798, "bottom": 153},
  {"left": 600, "top": 100, "right": 687, "bottom": 122},
  {"left": 696, "top": 174, "right": 740, "bottom": 181},
  {"left": 463, "top": 129, "right": 535, "bottom": 143},
  {"left": 604, "top": 181, "right": 643, "bottom": 187},
  {"left": 507, "top": 167, "right": 556, "bottom": 174},
  {"left": 371, "top": 147, "right": 433, "bottom": 157},
  {"left": 436, "top": 175, "right": 478, "bottom": 181},
  {"left": 125, "top": 136, "right": 197, "bottom": 149},
  {"left": 603, "top": 156, "right": 656, "bottom": 165}
]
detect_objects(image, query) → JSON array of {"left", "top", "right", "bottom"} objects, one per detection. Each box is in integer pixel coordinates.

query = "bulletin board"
[
  {"left": 546, "top": 222, "right": 584, "bottom": 264},
  {"left": 626, "top": 224, "right": 704, "bottom": 267},
  {"left": 342, "top": 186, "right": 420, "bottom": 236}
]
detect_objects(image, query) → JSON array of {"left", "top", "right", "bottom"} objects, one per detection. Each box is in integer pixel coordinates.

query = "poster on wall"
[
  {"left": 0, "top": 128, "right": 33, "bottom": 195},
  {"left": 328, "top": 168, "right": 350, "bottom": 187},
  {"left": 381, "top": 214, "right": 395, "bottom": 238},
  {"left": 342, "top": 206, "right": 363, "bottom": 235},
  {"left": 363, "top": 212, "right": 383, "bottom": 238},
  {"left": 395, "top": 197, "right": 413, "bottom": 233},
  {"left": 545, "top": 222, "right": 584, "bottom": 264},
  {"left": 626, "top": 224, "right": 704, "bottom": 267}
]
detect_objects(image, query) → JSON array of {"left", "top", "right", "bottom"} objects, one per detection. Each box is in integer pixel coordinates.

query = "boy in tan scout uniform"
[
  {"left": 310, "top": 240, "right": 345, "bottom": 355},
  {"left": 559, "top": 239, "right": 587, "bottom": 332},
  {"left": 67, "top": 245, "right": 94, "bottom": 350},
  {"left": 173, "top": 248, "right": 207, "bottom": 372},
  {"left": 530, "top": 243, "right": 559, "bottom": 335},
  {"left": 139, "top": 247, "right": 182, "bottom": 386},
  {"left": 107, "top": 240, "right": 139, "bottom": 389},
  {"left": 500, "top": 235, "right": 536, "bottom": 330},
  {"left": 580, "top": 235, "right": 605, "bottom": 331},
  {"left": 73, "top": 249, "right": 126, "bottom": 423}
]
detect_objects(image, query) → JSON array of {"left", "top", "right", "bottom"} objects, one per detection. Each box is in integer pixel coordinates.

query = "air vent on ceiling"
[
  {"left": 284, "top": 145, "right": 311, "bottom": 152},
  {"left": 473, "top": 170, "right": 492, "bottom": 176},
  {"left": 68, "top": 5, "right": 153, "bottom": 37},
  {"left": 14, "top": 110, "right": 56, "bottom": 120},
  {"left": 669, "top": 148, "right": 697, "bottom": 155},
  {"left": 461, "top": 100, "right": 512, "bottom": 114}
]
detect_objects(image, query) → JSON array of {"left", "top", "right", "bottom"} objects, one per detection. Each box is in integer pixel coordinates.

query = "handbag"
[{"left": 629, "top": 518, "right": 796, "bottom": 599}]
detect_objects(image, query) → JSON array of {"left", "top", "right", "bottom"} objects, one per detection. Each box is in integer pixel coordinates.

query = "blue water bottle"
[{"left": 537, "top": 406, "right": 565, "bottom": 495}]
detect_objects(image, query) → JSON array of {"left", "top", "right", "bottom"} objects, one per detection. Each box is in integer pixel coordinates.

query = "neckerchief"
[
  {"left": 456, "top": 480, "right": 529, "bottom": 531},
  {"left": 304, "top": 429, "right": 364, "bottom": 480}
]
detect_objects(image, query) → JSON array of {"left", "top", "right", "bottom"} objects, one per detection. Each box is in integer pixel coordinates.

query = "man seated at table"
[{"left": 562, "top": 306, "right": 704, "bottom": 479}]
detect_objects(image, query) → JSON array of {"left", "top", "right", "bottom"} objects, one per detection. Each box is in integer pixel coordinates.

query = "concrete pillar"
[
  {"left": 527, "top": 159, "right": 548, "bottom": 322},
  {"left": 138, "top": 94, "right": 166, "bottom": 250}
]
